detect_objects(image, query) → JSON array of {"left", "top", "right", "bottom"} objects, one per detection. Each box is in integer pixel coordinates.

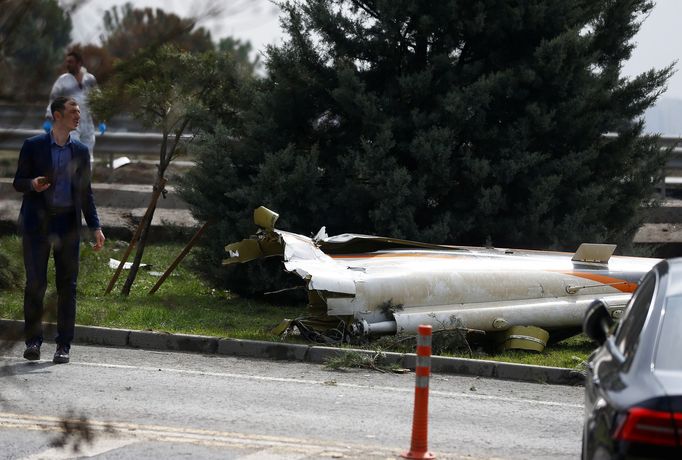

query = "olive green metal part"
[
  {"left": 223, "top": 239, "right": 263, "bottom": 265},
  {"left": 254, "top": 206, "right": 279, "bottom": 230},
  {"left": 270, "top": 318, "right": 293, "bottom": 335},
  {"left": 222, "top": 235, "right": 285, "bottom": 265},
  {"left": 500, "top": 325, "right": 550, "bottom": 352}
]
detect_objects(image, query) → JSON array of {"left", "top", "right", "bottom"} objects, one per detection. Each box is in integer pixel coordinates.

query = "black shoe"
[
  {"left": 53, "top": 345, "right": 70, "bottom": 364},
  {"left": 23, "top": 342, "right": 41, "bottom": 361}
]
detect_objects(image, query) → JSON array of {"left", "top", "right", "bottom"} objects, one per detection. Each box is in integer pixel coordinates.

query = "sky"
[
  {"left": 67, "top": 0, "right": 682, "bottom": 100},
  {"left": 68, "top": 0, "right": 284, "bottom": 56}
]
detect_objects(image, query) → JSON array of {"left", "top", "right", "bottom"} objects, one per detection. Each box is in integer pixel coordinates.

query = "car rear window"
[{"left": 654, "top": 295, "right": 682, "bottom": 371}]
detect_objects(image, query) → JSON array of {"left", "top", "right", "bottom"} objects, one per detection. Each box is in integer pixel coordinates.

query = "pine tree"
[{"left": 184, "top": 0, "right": 672, "bottom": 294}]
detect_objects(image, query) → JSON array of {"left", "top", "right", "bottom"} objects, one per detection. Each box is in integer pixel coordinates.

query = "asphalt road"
[{"left": 0, "top": 344, "right": 584, "bottom": 459}]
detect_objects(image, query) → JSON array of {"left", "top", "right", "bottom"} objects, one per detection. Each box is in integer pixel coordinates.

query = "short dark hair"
[
  {"left": 50, "top": 96, "right": 76, "bottom": 118},
  {"left": 66, "top": 51, "right": 83, "bottom": 63}
]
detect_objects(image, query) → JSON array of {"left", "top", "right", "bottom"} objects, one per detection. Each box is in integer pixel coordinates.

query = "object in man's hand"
[{"left": 37, "top": 177, "right": 50, "bottom": 185}]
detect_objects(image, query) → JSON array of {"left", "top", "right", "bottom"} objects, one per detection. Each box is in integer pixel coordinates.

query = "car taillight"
[{"left": 613, "top": 407, "right": 681, "bottom": 447}]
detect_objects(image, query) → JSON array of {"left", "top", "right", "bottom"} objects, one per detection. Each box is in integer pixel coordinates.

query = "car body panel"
[{"left": 583, "top": 259, "right": 682, "bottom": 459}]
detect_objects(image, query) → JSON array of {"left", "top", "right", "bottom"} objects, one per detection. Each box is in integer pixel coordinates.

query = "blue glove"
[
  {"left": 42, "top": 119, "right": 52, "bottom": 133},
  {"left": 99, "top": 122, "right": 107, "bottom": 134}
]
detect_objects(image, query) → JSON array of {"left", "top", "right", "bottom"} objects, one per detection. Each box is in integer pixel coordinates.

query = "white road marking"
[
  {"left": 19, "top": 438, "right": 137, "bottom": 460},
  {"left": 0, "top": 355, "right": 582, "bottom": 408},
  {"left": 0, "top": 412, "right": 402, "bottom": 458},
  {"left": 237, "top": 447, "right": 310, "bottom": 459},
  {"left": 0, "top": 411, "right": 477, "bottom": 459}
]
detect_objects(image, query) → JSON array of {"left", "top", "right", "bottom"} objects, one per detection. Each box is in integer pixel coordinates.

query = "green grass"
[
  {"left": 369, "top": 330, "right": 594, "bottom": 370},
  {"left": 0, "top": 235, "right": 597, "bottom": 368},
  {"left": 448, "top": 334, "right": 593, "bottom": 369},
  {"left": 0, "top": 235, "right": 303, "bottom": 340}
]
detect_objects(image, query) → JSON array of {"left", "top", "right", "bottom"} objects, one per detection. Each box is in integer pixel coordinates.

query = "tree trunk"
[
  {"left": 121, "top": 204, "right": 156, "bottom": 296},
  {"left": 120, "top": 124, "right": 173, "bottom": 296},
  {"left": 105, "top": 176, "right": 167, "bottom": 294},
  {"left": 121, "top": 176, "right": 165, "bottom": 296}
]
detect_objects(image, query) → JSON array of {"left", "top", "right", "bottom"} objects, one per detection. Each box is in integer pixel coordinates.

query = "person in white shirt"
[{"left": 45, "top": 51, "right": 103, "bottom": 167}]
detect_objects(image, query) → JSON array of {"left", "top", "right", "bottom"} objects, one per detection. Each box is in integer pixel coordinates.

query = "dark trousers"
[{"left": 22, "top": 209, "right": 80, "bottom": 347}]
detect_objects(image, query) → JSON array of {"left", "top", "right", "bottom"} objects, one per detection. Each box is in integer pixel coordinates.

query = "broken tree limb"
[
  {"left": 148, "top": 220, "right": 210, "bottom": 295},
  {"left": 104, "top": 176, "right": 168, "bottom": 295}
]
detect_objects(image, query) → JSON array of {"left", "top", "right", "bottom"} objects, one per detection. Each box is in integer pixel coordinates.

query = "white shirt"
[{"left": 46, "top": 68, "right": 97, "bottom": 148}]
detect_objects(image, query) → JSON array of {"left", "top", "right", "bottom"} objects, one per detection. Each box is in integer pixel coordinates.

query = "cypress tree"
[{"left": 183, "top": 0, "right": 672, "bottom": 294}]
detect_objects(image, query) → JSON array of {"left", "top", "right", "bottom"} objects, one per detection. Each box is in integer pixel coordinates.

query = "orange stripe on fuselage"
[
  {"left": 326, "top": 253, "right": 639, "bottom": 292},
  {"left": 563, "top": 272, "right": 638, "bottom": 293}
]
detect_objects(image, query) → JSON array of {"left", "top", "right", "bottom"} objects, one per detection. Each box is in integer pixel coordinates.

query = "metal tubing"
[{"left": 366, "top": 320, "right": 397, "bottom": 335}]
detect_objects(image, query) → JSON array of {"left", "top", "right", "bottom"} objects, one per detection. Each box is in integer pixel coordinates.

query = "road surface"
[{"left": 0, "top": 344, "right": 584, "bottom": 459}]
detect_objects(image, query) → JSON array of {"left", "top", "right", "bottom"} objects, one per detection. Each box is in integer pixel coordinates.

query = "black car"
[{"left": 582, "top": 258, "right": 682, "bottom": 459}]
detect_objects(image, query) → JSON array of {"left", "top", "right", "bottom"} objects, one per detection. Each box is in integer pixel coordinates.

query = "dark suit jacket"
[{"left": 13, "top": 132, "right": 100, "bottom": 235}]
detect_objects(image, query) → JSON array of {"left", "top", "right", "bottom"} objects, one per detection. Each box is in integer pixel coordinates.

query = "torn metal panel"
[
  {"left": 279, "top": 230, "right": 357, "bottom": 295},
  {"left": 224, "top": 207, "right": 660, "bottom": 348}
]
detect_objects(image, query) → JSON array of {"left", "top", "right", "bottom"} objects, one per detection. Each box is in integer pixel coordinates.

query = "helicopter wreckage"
[{"left": 224, "top": 207, "right": 659, "bottom": 351}]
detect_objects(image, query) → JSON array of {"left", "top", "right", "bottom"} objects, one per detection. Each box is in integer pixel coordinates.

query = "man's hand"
[
  {"left": 93, "top": 228, "right": 105, "bottom": 252},
  {"left": 31, "top": 177, "right": 50, "bottom": 192}
]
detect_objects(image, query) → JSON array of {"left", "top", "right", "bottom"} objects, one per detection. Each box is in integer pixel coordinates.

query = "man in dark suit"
[{"left": 13, "top": 96, "right": 105, "bottom": 364}]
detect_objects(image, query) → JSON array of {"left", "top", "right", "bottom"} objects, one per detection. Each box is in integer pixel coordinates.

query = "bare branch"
[{"left": 349, "top": 0, "right": 381, "bottom": 22}]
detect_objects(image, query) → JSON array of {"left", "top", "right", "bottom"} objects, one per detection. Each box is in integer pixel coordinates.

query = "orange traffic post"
[{"left": 402, "top": 324, "right": 436, "bottom": 459}]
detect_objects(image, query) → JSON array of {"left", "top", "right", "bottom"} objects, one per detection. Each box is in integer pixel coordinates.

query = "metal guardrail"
[
  {"left": 658, "top": 136, "right": 682, "bottom": 150},
  {"left": 660, "top": 137, "right": 682, "bottom": 168},
  {"left": 7, "top": 127, "right": 678, "bottom": 156},
  {"left": 0, "top": 103, "right": 145, "bottom": 132},
  {"left": 655, "top": 136, "right": 682, "bottom": 196},
  {"left": 2, "top": 126, "right": 681, "bottom": 172},
  {"left": 0, "top": 128, "right": 165, "bottom": 156},
  {"left": 0, "top": 128, "right": 183, "bottom": 172}
]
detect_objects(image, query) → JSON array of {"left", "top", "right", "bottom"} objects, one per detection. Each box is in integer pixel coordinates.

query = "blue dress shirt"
[{"left": 50, "top": 132, "right": 73, "bottom": 207}]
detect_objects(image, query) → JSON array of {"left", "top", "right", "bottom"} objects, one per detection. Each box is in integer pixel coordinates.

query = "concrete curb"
[{"left": 0, "top": 319, "right": 585, "bottom": 386}]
